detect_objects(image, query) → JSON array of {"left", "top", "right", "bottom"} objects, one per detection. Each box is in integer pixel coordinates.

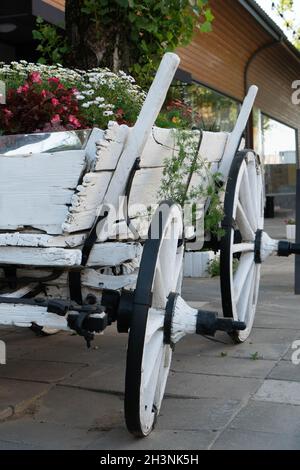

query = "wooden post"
[{"left": 295, "top": 130, "right": 300, "bottom": 294}]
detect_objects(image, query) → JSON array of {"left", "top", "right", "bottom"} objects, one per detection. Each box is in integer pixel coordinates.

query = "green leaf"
[{"left": 200, "top": 21, "right": 212, "bottom": 33}]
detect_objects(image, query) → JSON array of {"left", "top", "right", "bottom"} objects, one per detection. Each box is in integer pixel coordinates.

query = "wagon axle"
[{"left": 101, "top": 288, "right": 246, "bottom": 347}]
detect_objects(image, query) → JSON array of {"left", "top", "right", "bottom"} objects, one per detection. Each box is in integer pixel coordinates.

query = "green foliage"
[
  {"left": 34, "top": 1, "right": 213, "bottom": 87},
  {"left": 207, "top": 256, "right": 220, "bottom": 277},
  {"left": 250, "top": 352, "right": 261, "bottom": 361},
  {"left": 207, "top": 256, "right": 238, "bottom": 278},
  {"left": 32, "top": 17, "right": 69, "bottom": 64},
  {"left": 158, "top": 128, "right": 224, "bottom": 237},
  {"left": 272, "top": 0, "right": 300, "bottom": 49}
]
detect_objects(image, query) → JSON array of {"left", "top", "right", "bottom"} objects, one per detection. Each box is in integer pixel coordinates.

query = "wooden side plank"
[
  {"left": 0, "top": 241, "right": 141, "bottom": 268},
  {"left": 95, "top": 122, "right": 129, "bottom": 171},
  {"left": 0, "top": 150, "right": 86, "bottom": 234},
  {"left": 0, "top": 233, "right": 86, "bottom": 248},
  {"left": 87, "top": 242, "right": 142, "bottom": 267},
  {"left": 62, "top": 171, "right": 112, "bottom": 233},
  {"left": 0, "top": 247, "right": 82, "bottom": 266},
  {"left": 128, "top": 168, "right": 163, "bottom": 218}
]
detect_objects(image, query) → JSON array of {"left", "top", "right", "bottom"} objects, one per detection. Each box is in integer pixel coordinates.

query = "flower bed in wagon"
[{"left": 0, "top": 60, "right": 146, "bottom": 135}]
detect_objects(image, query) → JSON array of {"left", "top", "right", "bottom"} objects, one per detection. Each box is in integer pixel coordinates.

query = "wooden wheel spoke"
[
  {"left": 144, "top": 309, "right": 164, "bottom": 344},
  {"left": 236, "top": 263, "right": 255, "bottom": 322},
  {"left": 239, "top": 164, "right": 258, "bottom": 232},
  {"left": 232, "top": 242, "right": 254, "bottom": 254},
  {"left": 243, "top": 265, "right": 259, "bottom": 325},
  {"left": 233, "top": 251, "right": 254, "bottom": 303},
  {"left": 142, "top": 330, "right": 164, "bottom": 389},
  {"left": 236, "top": 201, "right": 255, "bottom": 241}
]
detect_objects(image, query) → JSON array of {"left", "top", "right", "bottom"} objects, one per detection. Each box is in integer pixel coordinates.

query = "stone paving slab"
[
  {"left": 212, "top": 428, "right": 300, "bottom": 450},
  {"left": 0, "top": 418, "right": 103, "bottom": 450},
  {"left": 0, "top": 378, "right": 51, "bottom": 421},
  {"left": 0, "top": 359, "right": 85, "bottom": 383},
  {"left": 175, "top": 327, "right": 294, "bottom": 361},
  {"left": 268, "top": 361, "right": 300, "bottom": 382},
  {"left": 229, "top": 399, "right": 300, "bottom": 434},
  {"left": 171, "top": 355, "right": 275, "bottom": 378},
  {"left": 32, "top": 385, "right": 124, "bottom": 430},
  {"left": 166, "top": 372, "right": 262, "bottom": 400},
  {"left": 157, "top": 398, "right": 242, "bottom": 431},
  {"left": 85, "top": 428, "right": 216, "bottom": 450},
  {"left": 253, "top": 379, "right": 300, "bottom": 406}
]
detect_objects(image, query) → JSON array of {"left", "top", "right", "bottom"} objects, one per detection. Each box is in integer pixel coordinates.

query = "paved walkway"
[{"left": 0, "top": 219, "right": 300, "bottom": 450}]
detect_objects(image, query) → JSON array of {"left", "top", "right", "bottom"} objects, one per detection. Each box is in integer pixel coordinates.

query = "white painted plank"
[
  {"left": 82, "top": 269, "right": 137, "bottom": 290},
  {"left": 0, "top": 232, "right": 86, "bottom": 248},
  {"left": 128, "top": 168, "right": 163, "bottom": 218},
  {"left": 139, "top": 127, "right": 177, "bottom": 168},
  {"left": 95, "top": 122, "right": 129, "bottom": 171},
  {"left": 87, "top": 242, "right": 142, "bottom": 267},
  {"left": 0, "top": 150, "right": 86, "bottom": 234},
  {"left": 1, "top": 283, "right": 38, "bottom": 298},
  {"left": 200, "top": 131, "right": 229, "bottom": 163},
  {"left": 0, "top": 247, "right": 82, "bottom": 266},
  {"left": 218, "top": 85, "right": 258, "bottom": 179},
  {"left": 62, "top": 171, "right": 112, "bottom": 233},
  {"left": 84, "top": 127, "right": 104, "bottom": 170},
  {"left": 0, "top": 303, "right": 71, "bottom": 330}
]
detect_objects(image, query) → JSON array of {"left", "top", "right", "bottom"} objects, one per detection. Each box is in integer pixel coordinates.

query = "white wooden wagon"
[{"left": 0, "top": 54, "right": 298, "bottom": 437}]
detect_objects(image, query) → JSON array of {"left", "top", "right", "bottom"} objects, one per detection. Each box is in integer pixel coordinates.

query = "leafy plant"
[
  {"left": 0, "top": 71, "right": 83, "bottom": 135},
  {"left": 33, "top": 1, "right": 213, "bottom": 88},
  {"left": 207, "top": 256, "right": 221, "bottom": 277},
  {"left": 250, "top": 352, "right": 261, "bottom": 361},
  {"left": 285, "top": 218, "right": 296, "bottom": 225},
  {"left": 32, "top": 17, "right": 69, "bottom": 65},
  {"left": 158, "top": 128, "right": 225, "bottom": 237}
]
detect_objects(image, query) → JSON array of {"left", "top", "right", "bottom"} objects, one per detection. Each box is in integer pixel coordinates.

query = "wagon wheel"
[
  {"left": 125, "top": 201, "right": 184, "bottom": 437},
  {"left": 220, "top": 150, "right": 264, "bottom": 343}
]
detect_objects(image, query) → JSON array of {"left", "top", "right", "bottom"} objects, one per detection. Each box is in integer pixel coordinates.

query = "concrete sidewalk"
[{"left": 0, "top": 219, "right": 299, "bottom": 450}]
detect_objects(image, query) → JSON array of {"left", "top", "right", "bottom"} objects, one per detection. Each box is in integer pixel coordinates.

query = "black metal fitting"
[
  {"left": 67, "top": 310, "right": 108, "bottom": 348},
  {"left": 117, "top": 290, "right": 134, "bottom": 333},
  {"left": 47, "top": 299, "right": 69, "bottom": 316},
  {"left": 164, "top": 292, "right": 178, "bottom": 347},
  {"left": 196, "top": 310, "right": 246, "bottom": 337},
  {"left": 254, "top": 229, "right": 263, "bottom": 264},
  {"left": 101, "top": 289, "right": 121, "bottom": 323},
  {"left": 278, "top": 240, "right": 300, "bottom": 257}
]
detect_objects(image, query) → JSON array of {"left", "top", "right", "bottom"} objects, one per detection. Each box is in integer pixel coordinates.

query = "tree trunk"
[{"left": 65, "top": 0, "right": 137, "bottom": 71}]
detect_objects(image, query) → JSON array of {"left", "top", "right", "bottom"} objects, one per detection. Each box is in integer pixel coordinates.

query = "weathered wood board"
[{"left": 0, "top": 150, "right": 86, "bottom": 234}]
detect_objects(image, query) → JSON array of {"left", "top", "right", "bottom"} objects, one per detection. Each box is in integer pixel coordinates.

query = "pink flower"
[
  {"left": 68, "top": 114, "right": 81, "bottom": 128},
  {"left": 3, "top": 108, "right": 13, "bottom": 118},
  {"left": 41, "top": 89, "right": 47, "bottom": 98},
  {"left": 50, "top": 114, "right": 61, "bottom": 124},
  {"left": 29, "top": 71, "right": 42, "bottom": 84},
  {"left": 16, "top": 84, "right": 29, "bottom": 94},
  {"left": 71, "top": 87, "right": 78, "bottom": 95},
  {"left": 48, "top": 77, "right": 60, "bottom": 85},
  {"left": 51, "top": 98, "right": 60, "bottom": 107}
]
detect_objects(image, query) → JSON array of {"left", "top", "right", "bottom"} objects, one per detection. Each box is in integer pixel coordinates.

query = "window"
[
  {"left": 168, "top": 81, "right": 240, "bottom": 132},
  {"left": 255, "top": 113, "right": 297, "bottom": 215}
]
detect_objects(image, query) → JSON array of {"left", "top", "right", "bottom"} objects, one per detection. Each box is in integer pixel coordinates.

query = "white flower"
[
  {"left": 95, "top": 96, "right": 105, "bottom": 103},
  {"left": 103, "top": 110, "right": 114, "bottom": 116},
  {"left": 82, "top": 102, "right": 91, "bottom": 108}
]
